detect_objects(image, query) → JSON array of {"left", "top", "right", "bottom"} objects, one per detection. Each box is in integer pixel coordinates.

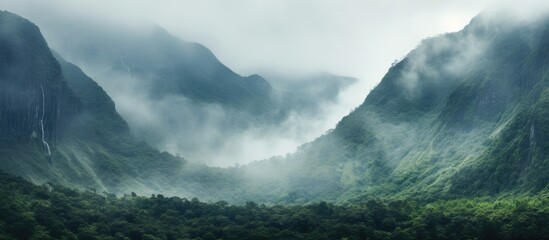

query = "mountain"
[
  {"left": 0, "top": 10, "right": 84, "bottom": 185},
  {"left": 2, "top": 8, "right": 547, "bottom": 205},
  {"left": 0, "top": 10, "right": 203, "bottom": 196},
  {"left": 1, "top": 8, "right": 548, "bottom": 240},
  {"left": 37, "top": 18, "right": 356, "bottom": 164},
  {"left": 45, "top": 22, "right": 274, "bottom": 114},
  {"left": 268, "top": 72, "right": 357, "bottom": 116},
  {"left": 232, "top": 12, "right": 549, "bottom": 203},
  {"left": 0, "top": 10, "right": 80, "bottom": 146},
  {"left": 0, "top": 10, "right": 353, "bottom": 202}
]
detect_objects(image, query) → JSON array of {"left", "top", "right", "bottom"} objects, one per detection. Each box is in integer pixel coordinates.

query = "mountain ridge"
[{"left": 228, "top": 11, "right": 549, "bottom": 203}]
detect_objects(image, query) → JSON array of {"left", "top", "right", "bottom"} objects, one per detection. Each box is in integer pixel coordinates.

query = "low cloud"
[
  {"left": 109, "top": 70, "right": 353, "bottom": 167},
  {"left": 397, "top": 30, "right": 489, "bottom": 99},
  {"left": 7, "top": 0, "right": 544, "bottom": 168}
]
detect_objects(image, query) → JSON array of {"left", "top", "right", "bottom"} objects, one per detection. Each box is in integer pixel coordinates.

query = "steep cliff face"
[
  {"left": 0, "top": 11, "right": 80, "bottom": 147},
  {"left": 0, "top": 11, "right": 184, "bottom": 195}
]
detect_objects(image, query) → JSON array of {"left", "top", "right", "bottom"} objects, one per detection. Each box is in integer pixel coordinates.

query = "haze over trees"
[{"left": 0, "top": 3, "right": 548, "bottom": 240}]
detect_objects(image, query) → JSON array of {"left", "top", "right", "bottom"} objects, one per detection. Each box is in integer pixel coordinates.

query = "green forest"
[{"left": 1, "top": 173, "right": 547, "bottom": 240}]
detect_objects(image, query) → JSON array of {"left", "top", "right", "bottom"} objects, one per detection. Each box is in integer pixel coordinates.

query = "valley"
[{"left": 0, "top": 3, "right": 548, "bottom": 240}]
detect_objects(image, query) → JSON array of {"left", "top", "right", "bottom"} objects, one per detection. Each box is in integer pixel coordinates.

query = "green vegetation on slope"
[
  {"left": 1, "top": 173, "right": 548, "bottom": 240},
  {"left": 233, "top": 13, "right": 549, "bottom": 203}
]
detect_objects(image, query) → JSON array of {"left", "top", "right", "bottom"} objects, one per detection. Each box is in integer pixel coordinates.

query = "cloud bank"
[{"left": 0, "top": 0, "right": 511, "bottom": 166}]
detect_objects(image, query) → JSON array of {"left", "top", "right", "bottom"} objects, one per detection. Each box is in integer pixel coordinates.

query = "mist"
[
  {"left": 0, "top": 0, "right": 506, "bottom": 167},
  {"left": 18, "top": 15, "right": 358, "bottom": 167},
  {"left": 234, "top": 6, "right": 549, "bottom": 201}
]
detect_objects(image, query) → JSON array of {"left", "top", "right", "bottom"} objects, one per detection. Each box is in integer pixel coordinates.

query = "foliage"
[{"left": 0, "top": 173, "right": 547, "bottom": 240}]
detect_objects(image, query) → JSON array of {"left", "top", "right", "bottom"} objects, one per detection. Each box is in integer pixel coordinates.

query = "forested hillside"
[
  {"left": 232, "top": 12, "right": 549, "bottom": 203},
  {"left": 1, "top": 173, "right": 548, "bottom": 240}
]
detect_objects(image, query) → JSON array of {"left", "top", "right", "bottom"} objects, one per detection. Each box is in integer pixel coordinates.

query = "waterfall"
[
  {"left": 525, "top": 122, "right": 536, "bottom": 168},
  {"left": 40, "top": 83, "right": 51, "bottom": 156},
  {"left": 120, "top": 57, "right": 132, "bottom": 79},
  {"left": 529, "top": 123, "right": 535, "bottom": 148}
]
